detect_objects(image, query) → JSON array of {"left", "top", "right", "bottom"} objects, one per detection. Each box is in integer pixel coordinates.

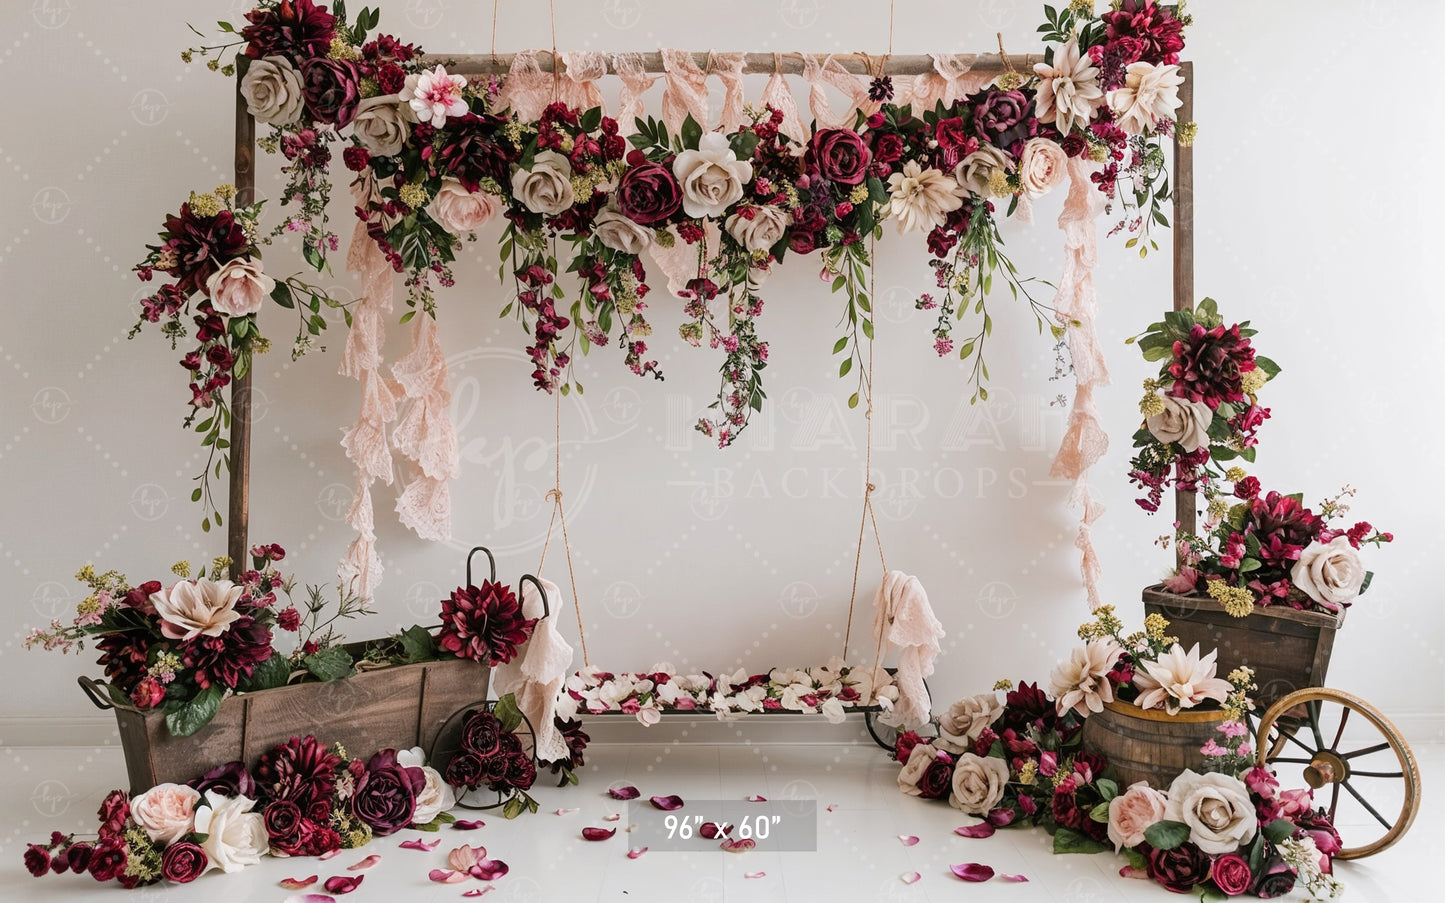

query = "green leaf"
[
  {"left": 1360, "top": 570, "right": 1374, "bottom": 595},
  {"left": 190, "top": 487, "right": 203, "bottom": 503},
  {"left": 493, "top": 693, "right": 524, "bottom": 733},
  {"left": 1143, "top": 820, "right": 1191, "bottom": 851},
  {"left": 1088, "top": 801, "right": 1111, "bottom": 823},
  {"left": 959, "top": 341, "right": 975, "bottom": 360},
  {"left": 502, "top": 795, "right": 524, "bottom": 819},
  {"left": 1254, "top": 356, "right": 1281, "bottom": 379},
  {"left": 729, "top": 130, "right": 759, "bottom": 160},
  {"left": 579, "top": 106, "right": 602, "bottom": 133},
  {"left": 303, "top": 646, "right": 355, "bottom": 682},
  {"left": 861, "top": 318, "right": 874, "bottom": 340},
  {"left": 679, "top": 113, "right": 702, "bottom": 150},
  {"left": 164, "top": 684, "right": 223, "bottom": 738},
  {"left": 1097, "top": 778, "right": 1119, "bottom": 802},
  {"left": 838, "top": 357, "right": 852, "bottom": 378},
  {"left": 1053, "top": 826, "right": 1110, "bottom": 855},
  {"left": 398, "top": 624, "right": 438, "bottom": 663},
  {"left": 237, "top": 652, "right": 291, "bottom": 693},
  {"left": 271, "top": 281, "right": 295, "bottom": 309},
  {"left": 1262, "top": 818, "right": 1296, "bottom": 844},
  {"left": 1238, "top": 557, "right": 1261, "bottom": 574},
  {"left": 848, "top": 392, "right": 860, "bottom": 409},
  {"left": 832, "top": 336, "right": 848, "bottom": 355}
]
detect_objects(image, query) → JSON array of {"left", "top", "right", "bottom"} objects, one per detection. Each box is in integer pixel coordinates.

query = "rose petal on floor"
[
  {"left": 470, "top": 859, "right": 509, "bottom": 881},
  {"left": 720, "top": 838, "right": 755, "bottom": 854},
  {"left": 602, "top": 813, "right": 622, "bottom": 822},
  {"left": 283, "top": 895, "right": 336, "bottom": 903},
  {"left": 1001, "top": 874, "right": 1029, "bottom": 882},
  {"left": 954, "top": 823, "right": 995, "bottom": 839},
  {"left": 347, "top": 854, "right": 381, "bottom": 871},
  {"left": 986, "top": 808, "right": 1016, "bottom": 827},
  {"left": 627, "top": 848, "right": 648, "bottom": 859},
  {"left": 583, "top": 827, "right": 617, "bottom": 841},
  {"left": 448, "top": 844, "right": 485, "bottom": 872},
  {"left": 1120, "top": 865, "right": 1150, "bottom": 880},
  {"left": 900, "top": 872, "right": 922, "bottom": 885},
  {"left": 898, "top": 835, "right": 919, "bottom": 846},
  {"left": 744, "top": 871, "right": 766, "bottom": 879},
  {"left": 700, "top": 822, "right": 732, "bottom": 839},
  {"left": 429, "top": 869, "right": 470, "bottom": 884},
  {"left": 553, "top": 808, "right": 579, "bottom": 816},
  {"left": 826, "top": 804, "right": 838, "bottom": 812},
  {"left": 319, "top": 849, "right": 343, "bottom": 860},
  {"left": 746, "top": 795, "right": 767, "bottom": 802},
  {"left": 323, "top": 875, "right": 364, "bottom": 894},
  {"left": 452, "top": 820, "right": 486, "bottom": 830},
  {"left": 649, "top": 795, "right": 684, "bottom": 810},
  {"left": 461, "top": 889, "right": 494, "bottom": 898},
  {"left": 399, "top": 838, "right": 441, "bottom": 851},
  {"left": 279, "top": 876, "right": 319, "bottom": 890},
  {"left": 949, "top": 863, "right": 995, "bottom": 882},
  {"left": 608, "top": 785, "right": 640, "bottom": 800}
]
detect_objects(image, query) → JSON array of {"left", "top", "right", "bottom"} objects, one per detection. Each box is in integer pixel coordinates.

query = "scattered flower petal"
[
  {"left": 608, "top": 785, "right": 641, "bottom": 800},
  {"left": 986, "top": 807, "right": 1016, "bottom": 827},
  {"left": 462, "top": 890, "right": 494, "bottom": 899},
  {"left": 324, "top": 875, "right": 364, "bottom": 894},
  {"left": 319, "top": 849, "right": 343, "bottom": 860},
  {"left": 347, "top": 854, "right": 381, "bottom": 871},
  {"left": 627, "top": 848, "right": 648, "bottom": 859},
  {"left": 429, "top": 869, "right": 470, "bottom": 884},
  {"left": 720, "top": 838, "right": 755, "bottom": 854},
  {"left": 452, "top": 820, "right": 486, "bottom": 830},
  {"left": 470, "top": 859, "right": 509, "bottom": 881},
  {"left": 283, "top": 896, "right": 335, "bottom": 903},
  {"left": 602, "top": 813, "right": 622, "bottom": 822},
  {"left": 954, "top": 823, "right": 996, "bottom": 839},
  {"left": 1120, "top": 865, "right": 1150, "bottom": 880},
  {"left": 582, "top": 827, "right": 617, "bottom": 841},
  {"left": 1001, "top": 874, "right": 1029, "bottom": 882},
  {"left": 649, "top": 795, "right": 685, "bottom": 811},
  {"left": 700, "top": 822, "right": 731, "bottom": 839},
  {"left": 745, "top": 795, "right": 767, "bottom": 802},
  {"left": 826, "top": 804, "right": 838, "bottom": 812},
  {"left": 399, "top": 838, "right": 442, "bottom": 851},
  {"left": 898, "top": 835, "right": 920, "bottom": 846},
  {"left": 280, "top": 876, "right": 319, "bottom": 891},
  {"left": 745, "top": 871, "right": 766, "bottom": 879},
  {"left": 553, "top": 808, "right": 579, "bottom": 816},
  {"left": 900, "top": 872, "right": 922, "bottom": 885},
  {"left": 950, "top": 863, "right": 995, "bottom": 882},
  {"left": 448, "top": 845, "right": 485, "bottom": 872}
]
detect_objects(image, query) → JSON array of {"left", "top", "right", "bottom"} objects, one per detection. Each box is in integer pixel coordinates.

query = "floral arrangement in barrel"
[
  {"left": 166, "top": 0, "right": 1194, "bottom": 451},
  {"left": 888, "top": 606, "right": 1343, "bottom": 899}
]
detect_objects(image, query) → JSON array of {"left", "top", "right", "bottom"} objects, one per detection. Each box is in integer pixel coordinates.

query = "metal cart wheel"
[
  {"left": 430, "top": 699, "right": 538, "bottom": 811},
  {"left": 865, "top": 708, "right": 900, "bottom": 752},
  {"left": 1254, "top": 688, "right": 1420, "bottom": 859}
]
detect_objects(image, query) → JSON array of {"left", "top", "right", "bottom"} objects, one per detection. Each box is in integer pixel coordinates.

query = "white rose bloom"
[
  {"left": 239, "top": 56, "right": 305, "bottom": 126},
  {"left": 1018, "top": 138, "right": 1069, "bottom": 199},
  {"left": 193, "top": 790, "right": 267, "bottom": 874},
  {"left": 949, "top": 753, "right": 1010, "bottom": 815},
  {"left": 886, "top": 161, "right": 966, "bottom": 234},
  {"left": 1033, "top": 38, "right": 1105, "bottom": 134},
  {"left": 1164, "top": 770, "right": 1258, "bottom": 855},
  {"left": 1145, "top": 392, "right": 1213, "bottom": 452},
  {"left": 935, "top": 693, "right": 1004, "bottom": 753},
  {"left": 954, "top": 145, "right": 1013, "bottom": 198},
  {"left": 1291, "top": 536, "right": 1366, "bottom": 610},
  {"left": 672, "top": 132, "right": 753, "bottom": 219},
  {"left": 397, "top": 748, "right": 456, "bottom": 825},
  {"left": 725, "top": 205, "right": 789, "bottom": 253},
  {"left": 350, "top": 94, "right": 414, "bottom": 157},
  {"left": 1111, "top": 62, "right": 1184, "bottom": 136},
  {"left": 511, "top": 149, "right": 575, "bottom": 216},
  {"left": 594, "top": 206, "right": 654, "bottom": 255}
]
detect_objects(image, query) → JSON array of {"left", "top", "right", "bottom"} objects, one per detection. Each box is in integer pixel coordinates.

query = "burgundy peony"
[
  {"left": 351, "top": 748, "right": 425, "bottom": 835},
  {"left": 893, "top": 730, "right": 924, "bottom": 763},
  {"left": 23, "top": 844, "right": 49, "bottom": 878},
  {"left": 616, "top": 161, "right": 684, "bottom": 225},
  {"left": 159, "top": 842, "right": 207, "bottom": 884},
  {"left": 1146, "top": 842, "right": 1210, "bottom": 894},
  {"left": 87, "top": 842, "right": 127, "bottom": 883},
  {"left": 918, "top": 758, "right": 953, "bottom": 800},
  {"left": 970, "top": 88, "right": 1036, "bottom": 151},
  {"left": 189, "top": 760, "right": 257, "bottom": 799},
  {"left": 808, "top": 129, "right": 872, "bottom": 186},
  {"left": 1253, "top": 856, "right": 1298, "bottom": 898},
  {"left": 434, "top": 114, "right": 515, "bottom": 194},
  {"left": 241, "top": 0, "right": 337, "bottom": 60},
  {"left": 300, "top": 58, "right": 361, "bottom": 128},
  {"left": 263, "top": 799, "right": 304, "bottom": 845},
  {"left": 870, "top": 131, "right": 904, "bottom": 166},
  {"left": 65, "top": 842, "right": 94, "bottom": 874},
  {"left": 160, "top": 205, "right": 249, "bottom": 297},
  {"left": 505, "top": 752, "right": 538, "bottom": 791},
  {"left": 438, "top": 580, "right": 537, "bottom": 666},
  {"left": 461, "top": 710, "right": 503, "bottom": 757},
  {"left": 1168, "top": 323, "right": 1257, "bottom": 409},
  {"left": 256, "top": 735, "right": 343, "bottom": 811},
  {"left": 1102, "top": 0, "right": 1186, "bottom": 66},
  {"left": 444, "top": 751, "right": 487, "bottom": 790},
  {"left": 180, "top": 615, "right": 274, "bottom": 690},
  {"left": 1210, "top": 852, "right": 1252, "bottom": 896}
]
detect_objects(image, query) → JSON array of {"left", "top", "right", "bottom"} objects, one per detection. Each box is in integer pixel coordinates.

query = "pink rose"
[
  {"left": 426, "top": 178, "right": 500, "bottom": 235},
  {"left": 1018, "top": 138, "right": 1068, "bottom": 198},
  {"left": 205, "top": 257, "right": 274, "bottom": 318},
  {"left": 130, "top": 783, "right": 202, "bottom": 845},
  {"left": 1107, "top": 781, "right": 1168, "bottom": 852}
]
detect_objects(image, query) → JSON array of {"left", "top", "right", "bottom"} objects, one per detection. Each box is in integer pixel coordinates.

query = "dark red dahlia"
[
  {"left": 999, "top": 681, "right": 1056, "bottom": 734},
  {"left": 159, "top": 204, "right": 249, "bottom": 297},
  {"left": 547, "top": 717, "right": 590, "bottom": 780},
  {"left": 434, "top": 114, "right": 514, "bottom": 193},
  {"left": 438, "top": 580, "right": 537, "bottom": 666},
  {"left": 1101, "top": 0, "right": 1186, "bottom": 66},
  {"left": 241, "top": 0, "right": 337, "bottom": 61},
  {"left": 1246, "top": 491, "right": 1323, "bottom": 569},
  {"left": 300, "top": 58, "right": 361, "bottom": 128},
  {"left": 95, "top": 633, "right": 152, "bottom": 691},
  {"left": 256, "top": 735, "right": 344, "bottom": 811},
  {"left": 180, "top": 615, "right": 273, "bottom": 690},
  {"left": 1167, "top": 322, "right": 1257, "bottom": 410}
]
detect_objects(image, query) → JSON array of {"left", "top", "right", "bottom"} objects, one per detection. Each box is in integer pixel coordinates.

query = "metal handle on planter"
[
  {"left": 518, "top": 573, "right": 551, "bottom": 621},
  {"left": 77, "top": 675, "right": 139, "bottom": 712},
  {"left": 466, "top": 546, "right": 497, "bottom": 586}
]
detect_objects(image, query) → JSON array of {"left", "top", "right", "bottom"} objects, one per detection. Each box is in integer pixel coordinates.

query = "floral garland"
[{"left": 170, "top": 0, "right": 1192, "bottom": 452}]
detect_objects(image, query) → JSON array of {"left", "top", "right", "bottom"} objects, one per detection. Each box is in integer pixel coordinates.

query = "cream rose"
[
  {"left": 398, "top": 747, "right": 456, "bottom": 825},
  {"left": 1018, "top": 138, "right": 1068, "bottom": 199},
  {"left": 131, "top": 783, "right": 201, "bottom": 846},
  {"left": 897, "top": 744, "right": 944, "bottom": 798},
  {"left": 1291, "top": 535, "right": 1366, "bottom": 610},
  {"left": 948, "top": 753, "right": 1010, "bottom": 815},
  {"left": 594, "top": 206, "right": 653, "bottom": 255},
  {"left": 511, "top": 150, "right": 575, "bottom": 216},
  {"left": 934, "top": 693, "right": 1003, "bottom": 754},
  {"left": 954, "top": 145, "right": 1013, "bottom": 197},
  {"left": 193, "top": 790, "right": 268, "bottom": 873},
  {"left": 1106, "top": 781, "right": 1168, "bottom": 852},
  {"left": 150, "top": 578, "right": 244, "bottom": 642},
  {"left": 725, "top": 205, "right": 789, "bottom": 253},
  {"left": 426, "top": 178, "right": 499, "bottom": 235},
  {"left": 673, "top": 132, "right": 752, "bottom": 219},
  {"left": 351, "top": 94, "right": 413, "bottom": 157},
  {"left": 239, "top": 56, "right": 304, "bottom": 126},
  {"left": 1145, "top": 393, "right": 1213, "bottom": 452},
  {"left": 1164, "top": 769, "right": 1258, "bottom": 855},
  {"left": 206, "top": 258, "right": 275, "bottom": 318}
]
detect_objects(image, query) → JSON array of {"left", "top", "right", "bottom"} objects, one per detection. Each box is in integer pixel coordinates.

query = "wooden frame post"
[
  {"left": 1172, "top": 60, "right": 1196, "bottom": 541},
  {"left": 228, "top": 59, "right": 255, "bottom": 574}
]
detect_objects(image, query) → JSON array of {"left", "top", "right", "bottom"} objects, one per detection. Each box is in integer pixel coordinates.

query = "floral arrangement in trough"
[
  {"left": 559, "top": 660, "right": 899, "bottom": 725},
  {"left": 443, "top": 701, "right": 542, "bottom": 818},
  {"left": 165, "top": 0, "right": 1193, "bottom": 451},
  {"left": 889, "top": 608, "right": 1343, "bottom": 899}
]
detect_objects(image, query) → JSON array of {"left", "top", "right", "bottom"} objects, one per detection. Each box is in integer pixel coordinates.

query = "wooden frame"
[{"left": 223, "top": 54, "right": 1198, "bottom": 570}]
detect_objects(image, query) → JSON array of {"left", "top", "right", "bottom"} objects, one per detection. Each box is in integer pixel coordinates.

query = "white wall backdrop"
[{"left": 2, "top": 0, "right": 1441, "bottom": 742}]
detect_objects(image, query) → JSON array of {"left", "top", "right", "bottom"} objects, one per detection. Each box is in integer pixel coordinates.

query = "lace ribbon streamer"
[
  {"left": 493, "top": 50, "right": 552, "bottom": 122},
  {"left": 557, "top": 51, "right": 606, "bottom": 113},
  {"left": 1048, "top": 157, "right": 1109, "bottom": 608},
  {"left": 871, "top": 570, "right": 943, "bottom": 731},
  {"left": 801, "top": 54, "right": 871, "bottom": 129},
  {"left": 659, "top": 48, "right": 709, "bottom": 132},
  {"left": 709, "top": 51, "right": 747, "bottom": 131},
  {"left": 391, "top": 313, "right": 459, "bottom": 542},
  {"left": 613, "top": 52, "right": 659, "bottom": 134},
  {"left": 492, "top": 576, "right": 575, "bottom": 763},
  {"left": 898, "top": 53, "right": 989, "bottom": 110}
]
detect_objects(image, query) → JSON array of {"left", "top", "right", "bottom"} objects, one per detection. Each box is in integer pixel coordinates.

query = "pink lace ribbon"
[
  {"left": 493, "top": 50, "right": 553, "bottom": 122},
  {"left": 659, "top": 48, "right": 709, "bottom": 132},
  {"left": 1048, "top": 157, "right": 1109, "bottom": 608},
  {"left": 898, "top": 53, "right": 988, "bottom": 111},
  {"left": 802, "top": 54, "right": 870, "bottom": 129},
  {"left": 647, "top": 221, "right": 721, "bottom": 297},
  {"left": 709, "top": 51, "right": 747, "bottom": 131},
  {"left": 391, "top": 313, "right": 459, "bottom": 542},
  {"left": 759, "top": 57, "right": 807, "bottom": 144},
  {"left": 614, "top": 52, "right": 659, "bottom": 134},
  {"left": 558, "top": 51, "right": 606, "bottom": 113},
  {"left": 871, "top": 570, "right": 944, "bottom": 731}
]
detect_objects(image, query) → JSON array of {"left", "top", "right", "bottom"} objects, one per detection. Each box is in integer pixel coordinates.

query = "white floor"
[{"left": 0, "top": 735, "right": 1436, "bottom": 902}]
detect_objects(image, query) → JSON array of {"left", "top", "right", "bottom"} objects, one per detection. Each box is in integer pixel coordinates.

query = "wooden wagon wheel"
[{"left": 1254, "top": 688, "right": 1420, "bottom": 859}]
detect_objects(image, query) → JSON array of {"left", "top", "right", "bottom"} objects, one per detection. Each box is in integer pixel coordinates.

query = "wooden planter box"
[
  {"left": 1142, "top": 585, "right": 1344, "bottom": 710},
  {"left": 80, "top": 651, "right": 489, "bottom": 794},
  {"left": 1082, "top": 699, "right": 1229, "bottom": 790}
]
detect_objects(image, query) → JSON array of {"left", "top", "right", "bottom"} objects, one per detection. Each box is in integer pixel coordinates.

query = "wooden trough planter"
[
  {"left": 1141, "top": 585, "right": 1344, "bottom": 710},
  {"left": 79, "top": 651, "right": 490, "bottom": 794},
  {"left": 1082, "top": 699, "right": 1229, "bottom": 790}
]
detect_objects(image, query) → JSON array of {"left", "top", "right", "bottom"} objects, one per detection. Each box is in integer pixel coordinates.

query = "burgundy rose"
[
  {"left": 934, "top": 117, "right": 969, "bottom": 151},
  {"left": 300, "top": 58, "right": 360, "bottom": 128},
  {"left": 499, "top": 732, "right": 523, "bottom": 757},
  {"left": 1253, "top": 856, "right": 1297, "bottom": 898},
  {"left": 616, "top": 161, "right": 683, "bottom": 225},
  {"left": 189, "top": 760, "right": 257, "bottom": 800},
  {"left": 125, "top": 580, "right": 163, "bottom": 611},
  {"left": 160, "top": 842, "right": 207, "bottom": 884},
  {"left": 1296, "top": 808, "right": 1342, "bottom": 859},
  {"left": 1210, "top": 852, "right": 1252, "bottom": 896},
  {"left": 461, "top": 711, "right": 503, "bottom": 757},
  {"left": 505, "top": 752, "right": 537, "bottom": 791},
  {"left": 1102, "top": 0, "right": 1186, "bottom": 66},
  {"left": 97, "top": 789, "right": 130, "bottom": 839},
  {"left": 263, "top": 799, "right": 304, "bottom": 844},
  {"left": 1051, "top": 784, "right": 1085, "bottom": 830},
  {"left": 893, "top": 730, "right": 924, "bottom": 763},
  {"left": 788, "top": 231, "right": 817, "bottom": 255},
  {"left": 87, "top": 842, "right": 127, "bottom": 882},
  {"left": 444, "top": 751, "right": 487, "bottom": 790},
  {"left": 808, "top": 129, "right": 871, "bottom": 186},
  {"left": 482, "top": 753, "right": 511, "bottom": 788},
  {"left": 439, "top": 581, "right": 537, "bottom": 666},
  {"left": 23, "top": 844, "right": 50, "bottom": 878},
  {"left": 1060, "top": 133, "right": 1087, "bottom": 158},
  {"left": 241, "top": 0, "right": 337, "bottom": 60},
  {"left": 181, "top": 616, "right": 274, "bottom": 690},
  {"left": 351, "top": 749, "right": 425, "bottom": 835},
  {"left": 1146, "top": 842, "right": 1210, "bottom": 894},
  {"left": 918, "top": 759, "right": 953, "bottom": 800},
  {"left": 870, "top": 132, "right": 904, "bottom": 166},
  {"left": 129, "top": 677, "right": 166, "bottom": 709},
  {"left": 970, "top": 88, "right": 1037, "bottom": 152},
  {"left": 65, "top": 842, "right": 94, "bottom": 874}
]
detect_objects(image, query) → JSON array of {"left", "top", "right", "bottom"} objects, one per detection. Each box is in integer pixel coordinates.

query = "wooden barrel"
[{"left": 1082, "top": 700, "right": 1229, "bottom": 790}]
